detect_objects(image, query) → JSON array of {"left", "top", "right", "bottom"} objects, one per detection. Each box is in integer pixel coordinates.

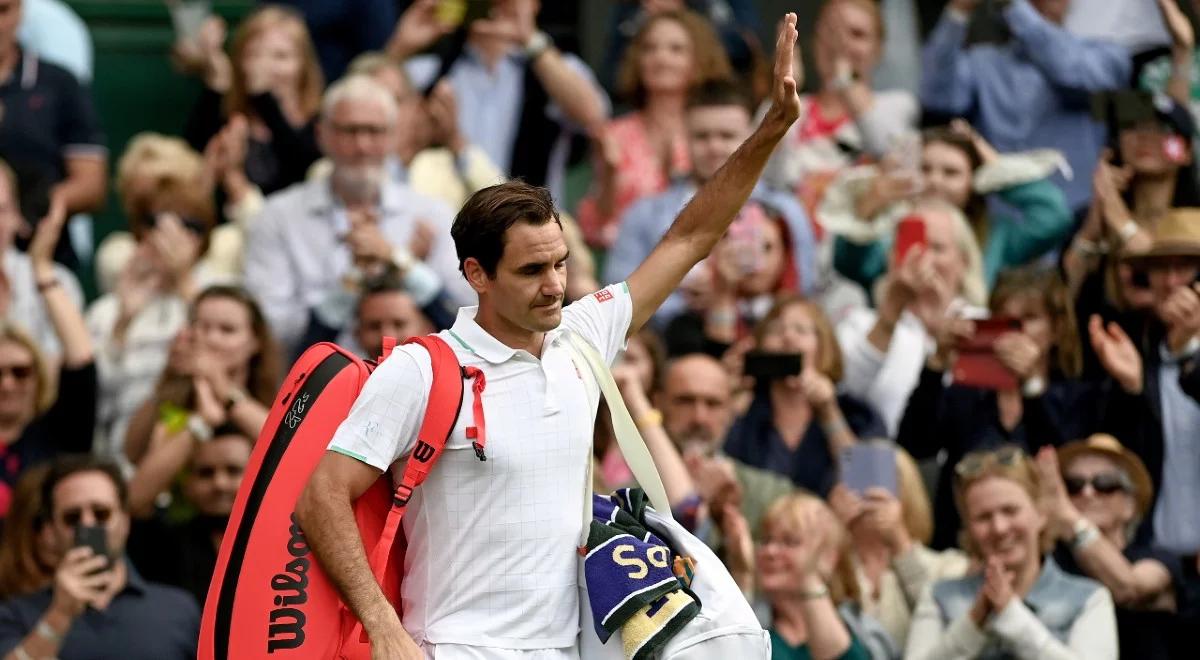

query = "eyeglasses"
[
  {"left": 0, "top": 364, "right": 34, "bottom": 382},
  {"left": 329, "top": 122, "right": 390, "bottom": 138},
  {"left": 58, "top": 504, "right": 115, "bottom": 528},
  {"left": 1065, "top": 473, "right": 1131, "bottom": 496},
  {"left": 955, "top": 445, "right": 1025, "bottom": 479}
]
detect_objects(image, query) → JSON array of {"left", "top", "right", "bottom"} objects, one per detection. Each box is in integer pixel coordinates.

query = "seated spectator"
[
  {"left": 921, "top": 0, "right": 1131, "bottom": 214},
  {"left": 1036, "top": 436, "right": 1187, "bottom": 660},
  {"left": 126, "top": 286, "right": 280, "bottom": 514},
  {"left": 614, "top": 351, "right": 794, "bottom": 548},
  {"left": 605, "top": 79, "right": 818, "bottom": 330},
  {"left": 906, "top": 446, "right": 1118, "bottom": 660},
  {"left": 0, "top": 455, "right": 199, "bottom": 659},
  {"left": 751, "top": 492, "right": 899, "bottom": 660},
  {"left": 395, "top": 0, "right": 609, "bottom": 197},
  {"left": 576, "top": 9, "right": 731, "bottom": 249},
  {"left": 350, "top": 272, "right": 435, "bottom": 359},
  {"left": 1093, "top": 210, "right": 1200, "bottom": 559},
  {"left": 183, "top": 4, "right": 324, "bottom": 196},
  {"left": 0, "top": 158, "right": 84, "bottom": 363},
  {"left": 836, "top": 198, "right": 988, "bottom": 435},
  {"left": 723, "top": 296, "right": 885, "bottom": 497},
  {"left": 826, "top": 122, "right": 1073, "bottom": 292},
  {"left": 244, "top": 74, "right": 468, "bottom": 356},
  {"left": 762, "top": 0, "right": 919, "bottom": 218},
  {"left": 826, "top": 444, "right": 970, "bottom": 648},
  {"left": 127, "top": 428, "right": 251, "bottom": 606},
  {"left": 0, "top": 0, "right": 106, "bottom": 268},
  {"left": 897, "top": 266, "right": 1118, "bottom": 548},
  {"left": 0, "top": 206, "right": 93, "bottom": 520},
  {"left": 87, "top": 136, "right": 219, "bottom": 463},
  {"left": 0, "top": 464, "right": 54, "bottom": 599}
]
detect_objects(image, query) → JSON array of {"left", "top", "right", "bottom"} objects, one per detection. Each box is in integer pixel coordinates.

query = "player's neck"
[{"left": 474, "top": 305, "right": 547, "bottom": 358}]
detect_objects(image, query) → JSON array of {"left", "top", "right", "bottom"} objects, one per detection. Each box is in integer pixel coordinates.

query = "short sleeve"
[
  {"left": 560, "top": 282, "right": 633, "bottom": 366},
  {"left": 327, "top": 346, "right": 433, "bottom": 471},
  {"left": 54, "top": 70, "right": 105, "bottom": 156}
]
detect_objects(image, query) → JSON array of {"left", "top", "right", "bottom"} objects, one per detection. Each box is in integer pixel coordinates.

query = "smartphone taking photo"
[
  {"left": 841, "top": 442, "right": 898, "bottom": 497},
  {"left": 952, "top": 317, "right": 1021, "bottom": 390},
  {"left": 743, "top": 352, "right": 803, "bottom": 380},
  {"left": 74, "top": 524, "right": 111, "bottom": 573}
]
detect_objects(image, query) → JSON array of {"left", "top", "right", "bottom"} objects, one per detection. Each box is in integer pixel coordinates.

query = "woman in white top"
[
  {"left": 905, "top": 446, "right": 1118, "bottom": 660},
  {"left": 835, "top": 197, "right": 987, "bottom": 436}
]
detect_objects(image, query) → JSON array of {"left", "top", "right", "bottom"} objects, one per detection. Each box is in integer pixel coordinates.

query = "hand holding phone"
[
  {"left": 841, "top": 443, "right": 898, "bottom": 497},
  {"left": 952, "top": 317, "right": 1022, "bottom": 390},
  {"left": 74, "top": 525, "right": 111, "bottom": 573},
  {"left": 743, "top": 351, "right": 803, "bottom": 380},
  {"left": 893, "top": 215, "right": 927, "bottom": 266}
]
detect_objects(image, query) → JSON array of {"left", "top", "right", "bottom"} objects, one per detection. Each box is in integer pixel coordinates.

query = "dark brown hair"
[
  {"left": 0, "top": 464, "right": 54, "bottom": 600},
  {"left": 451, "top": 181, "right": 562, "bottom": 277},
  {"left": 989, "top": 266, "right": 1083, "bottom": 378},
  {"left": 922, "top": 126, "right": 988, "bottom": 240},
  {"left": 616, "top": 9, "right": 733, "bottom": 109},
  {"left": 42, "top": 455, "right": 129, "bottom": 515},
  {"left": 225, "top": 5, "right": 324, "bottom": 121},
  {"left": 686, "top": 77, "right": 754, "bottom": 116},
  {"left": 192, "top": 286, "right": 283, "bottom": 405}
]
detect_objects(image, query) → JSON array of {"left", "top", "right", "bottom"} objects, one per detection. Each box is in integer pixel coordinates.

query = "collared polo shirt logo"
[{"left": 594, "top": 290, "right": 614, "bottom": 303}]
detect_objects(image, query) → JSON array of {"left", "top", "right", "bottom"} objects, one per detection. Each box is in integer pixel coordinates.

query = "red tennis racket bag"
[{"left": 198, "top": 335, "right": 478, "bottom": 659}]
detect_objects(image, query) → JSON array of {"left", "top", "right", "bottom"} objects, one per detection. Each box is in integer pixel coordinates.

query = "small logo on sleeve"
[{"left": 594, "top": 289, "right": 614, "bottom": 303}]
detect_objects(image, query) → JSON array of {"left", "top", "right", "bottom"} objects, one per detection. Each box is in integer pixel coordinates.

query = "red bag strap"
[
  {"left": 379, "top": 336, "right": 397, "bottom": 362},
  {"left": 365, "top": 335, "right": 487, "bottom": 579}
]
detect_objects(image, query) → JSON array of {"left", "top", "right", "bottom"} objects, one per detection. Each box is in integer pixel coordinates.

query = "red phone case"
[
  {"left": 894, "top": 215, "right": 927, "bottom": 265},
  {"left": 952, "top": 317, "right": 1021, "bottom": 390}
]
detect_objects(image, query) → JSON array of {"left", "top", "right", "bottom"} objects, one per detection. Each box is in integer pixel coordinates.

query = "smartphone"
[
  {"left": 841, "top": 443, "right": 898, "bottom": 497},
  {"left": 952, "top": 317, "right": 1021, "bottom": 390},
  {"left": 893, "top": 215, "right": 927, "bottom": 265},
  {"left": 743, "top": 352, "right": 803, "bottom": 380},
  {"left": 436, "top": 0, "right": 491, "bottom": 27},
  {"left": 74, "top": 525, "right": 111, "bottom": 573},
  {"left": 167, "top": 0, "right": 212, "bottom": 42}
]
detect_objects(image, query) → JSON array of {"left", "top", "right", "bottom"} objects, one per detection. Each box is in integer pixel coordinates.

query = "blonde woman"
[{"left": 906, "top": 446, "right": 1117, "bottom": 660}]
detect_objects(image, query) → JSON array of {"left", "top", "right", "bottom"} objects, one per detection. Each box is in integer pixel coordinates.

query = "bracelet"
[
  {"left": 1071, "top": 236, "right": 1108, "bottom": 256},
  {"left": 187, "top": 413, "right": 214, "bottom": 443},
  {"left": 820, "top": 414, "right": 849, "bottom": 437},
  {"left": 524, "top": 30, "right": 552, "bottom": 60},
  {"left": 35, "top": 618, "right": 63, "bottom": 643},
  {"left": 224, "top": 387, "right": 248, "bottom": 412},
  {"left": 13, "top": 644, "right": 33, "bottom": 660},
  {"left": 1021, "top": 376, "right": 1047, "bottom": 398},
  {"left": 800, "top": 583, "right": 830, "bottom": 600},
  {"left": 1117, "top": 220, "right": 1140, "bottom": 244},
  {"left": 1072, "top": 519, "right": 1100, "bottom": 550},
  {"left": 635, "top": 409, "right": 663, "bottom": 429},
  {"left": 36, "top": 277, "right": 60, "bottom": 293}
]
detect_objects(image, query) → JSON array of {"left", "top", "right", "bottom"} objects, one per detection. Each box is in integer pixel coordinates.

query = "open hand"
[
  {"left": 763, "top": 13, "right": 801, "bottom": 130},
  {"left": 1089, "top": 315, "right": 1143, "bottom": 393},
  {"left": 1158, "top": 0, "right": 1195, "bottom": 53},
  {"left": 28, "top": 191, "right": 68, "bottom": 276},
  {"left": 1034, "top": 446, "right": 1081, "bottom": 542}
]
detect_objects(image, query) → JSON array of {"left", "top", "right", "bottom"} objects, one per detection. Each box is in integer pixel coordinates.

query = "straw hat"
[
  {"left": 1123, "top": 208, "right": 1200, "bottom": 263},
  {"left": 1057, "top": 434, "right": 1153, "bottom": 516}
]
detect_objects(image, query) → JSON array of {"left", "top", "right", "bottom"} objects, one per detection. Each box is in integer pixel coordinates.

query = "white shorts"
[{"left": 422, "top": 642, "right": 580, "bottom": 660}]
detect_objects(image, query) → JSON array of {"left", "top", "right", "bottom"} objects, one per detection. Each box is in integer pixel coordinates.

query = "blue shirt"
[
  {"left": 1153, "top": 344, "right": 1200, "bottom": 554},
  {"left": 920, "top": 1, "right": 1130, "bottom": 212},
  {"left": 603, "top": 180, "right": 820, "bottom": 328},
  {"left": 0, "top": 562, "right": 199, "bottom": 659}
]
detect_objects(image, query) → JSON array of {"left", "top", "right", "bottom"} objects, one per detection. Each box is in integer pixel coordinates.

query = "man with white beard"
[{"left": 244, "top": 75, "right": 471, "bottom": 356}]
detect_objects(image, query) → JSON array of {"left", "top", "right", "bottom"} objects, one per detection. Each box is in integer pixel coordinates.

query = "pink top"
[{"left": 576, "top": 112, "right": 690, "bottom": 249}]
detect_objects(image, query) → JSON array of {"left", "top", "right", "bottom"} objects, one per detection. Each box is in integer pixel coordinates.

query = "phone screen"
[
  {"left": 74, "top": 525, "right": 111, "bottom": 573},
  {"left": 841, "top": 444, "right": 898, "bottom": 497},
  {"left": 743, "top": 352, "right": 803, "bottom": 380}
]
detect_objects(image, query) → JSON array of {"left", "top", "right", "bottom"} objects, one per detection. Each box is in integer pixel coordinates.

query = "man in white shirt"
[
  {"left": 244, "top": 75, "right": 472, "bottom": 357},
  {"left": 294, "top": 14, "right": 803, "bottom": 659}
]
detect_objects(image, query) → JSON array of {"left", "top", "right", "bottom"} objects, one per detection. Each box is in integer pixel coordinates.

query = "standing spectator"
[
  {"left": 17, "top": 0, "right": 91, "bottom": 83},
  {"left": 1093, "top": 210, "right": 1200, "bottom": 559},
  {"left": 0, "top": 0, "right": 106, "bottom": 268},
  {"left": 906, "top": 446, "right": 1118, "bottom": 660},
  {"left": 395, "top": 0, "right": 609, "bottom": 197},
  {"left": 826, "top": 446, "right": 970, "bottom": 649},
  {"left": 921, "top": 0, "right": 1131, "bottom": 214},
  {"left": 896, "top": 266, "right": 1111, "bottom": 548},
  {"left": 0, "top": 204, "right": 93, "bottom": 520},
  {"left": 126, "top": 285, "right": 279, "bottom": 517},
  {"left": 243, "top": 75, "right": 468, "bottom": 356},
  {"left": 835, "top": 198, "right": 988, "bottom": 436},
  {"left": 184, "top": 5, "right": 324, "bottom": 196},
  {"left": 724, "top": 295, "right": 885, "bottom": 496},
  {"left": 762, "top": 0, "right": 919, "bottom": 219},
  {"left": 0, "top": 159, "right": 83, "bottom": 363},
  {"left": 1066, "top": 0, "right": 1169, "bottom": 56},
  {"left": 605, "top": 79, "right": 819, "bottom": 329},
  {"left": 0, "top": 455, "right": 199, "bottom": 659},
  {"left": 127, "top": 429, "right": 251, "bottom": 606},
  {"left": 0, "top": 464, "right": 53, "bottom": 599},
  {"left": 825, "top": 122, "right": 1073, "bottom": 292},
  {"left": 1037, "top": 437, "right": 1186, "bottom": 660},
  {"left": 576, "top": 9, "right": 731, "bottom": 249}
]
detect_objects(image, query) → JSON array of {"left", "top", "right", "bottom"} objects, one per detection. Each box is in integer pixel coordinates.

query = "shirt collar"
[
  {"left": 306, "top": 172, "right": 407, "bottom": 218},
  {"left": 121, "top": 558, "right": 149, "bottom": 596},
  {"left": 446, "top": 306, "right": 568, "bottom": 364},
  {"left": 1, "top": 48, "right": 36, "bottom": 90},
  {"left": 1023, "top": 556, "right": 1069, "bottom": 613}
]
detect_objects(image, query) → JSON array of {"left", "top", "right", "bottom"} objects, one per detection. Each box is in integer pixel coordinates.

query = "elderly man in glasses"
[
  {"left": 1036, "top": 435, "right": 1186, "bottom": 660},
  {"left": 0, "top": 455, "right": 199, "bottom": 660}
]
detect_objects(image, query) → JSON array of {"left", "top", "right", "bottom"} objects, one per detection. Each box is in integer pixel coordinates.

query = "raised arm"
[
  {"left": 625, "top": 14, "right": 801, "bottom": 336},
  {"left": 919, "top": 3, "right": 978, "bottom": 115},
  {"left": 1005, "top": 0, "right": 1131, "bottom": 92},
  {"left": 29, "top": 200, "right": 92, "bottom": 368}
]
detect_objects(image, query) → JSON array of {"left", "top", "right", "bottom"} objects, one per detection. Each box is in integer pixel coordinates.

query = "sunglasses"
[
  {"left": 0, "top": 364, "right": 34, "bottom": 382},
  {"left": 955, "top": 445, "right": 1025, "bottom": 479},
  {"left": 58, "top": 504, "right": 115, "bottom": 528},
  {"left": 1065, "top": 473, "right": 1131, "bottom": 496}
]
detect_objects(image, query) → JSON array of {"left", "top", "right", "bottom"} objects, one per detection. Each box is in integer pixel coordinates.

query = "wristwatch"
[
  {"left": 187, "top": 413, "right": 214, "bottom": 443},
  {"left": 224, "top": 387, "right": 248, "bottom": 412},
  {"left": 524, "top": 30, "right": 553, "bottom": 61}
]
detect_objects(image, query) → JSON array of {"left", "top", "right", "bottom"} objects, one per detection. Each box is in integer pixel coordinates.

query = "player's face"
[{"left": 487, "top": 221, "right": 569, "bottom": 333}]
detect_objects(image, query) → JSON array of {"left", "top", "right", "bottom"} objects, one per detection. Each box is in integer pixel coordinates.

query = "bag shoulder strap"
[{"left": 365, "top": 334, "right": 469, "bottom": 577}]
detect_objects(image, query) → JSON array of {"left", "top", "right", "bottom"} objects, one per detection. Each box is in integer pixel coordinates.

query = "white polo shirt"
[{"left": 328, "top": 283, "right": 632, "bottom": 650}]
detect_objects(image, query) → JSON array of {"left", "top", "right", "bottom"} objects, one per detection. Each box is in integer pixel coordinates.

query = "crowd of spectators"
[{"left": 1, "top": 0, "right": 1200, "bottom": 658}]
